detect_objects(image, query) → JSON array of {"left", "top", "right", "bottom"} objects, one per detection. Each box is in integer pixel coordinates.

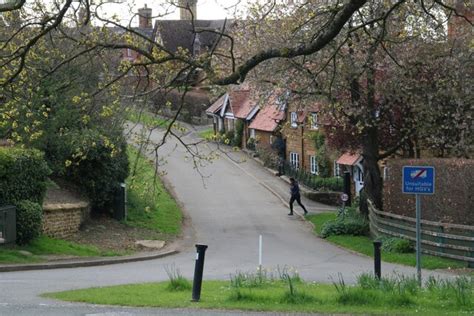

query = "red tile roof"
[
  {"left": 337, "top": 153, "right": 362, "bottom": 166},
  {"left": 206, "top": 94, "right": 226, "bottom": 114},
  {"left": 231, "top": 90, "right": 256, "bottom": 119},
  {"left": 249, "top": 105, "right": 285, "bottom": 132}
]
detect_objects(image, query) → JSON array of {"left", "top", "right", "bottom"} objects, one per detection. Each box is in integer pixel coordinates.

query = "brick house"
[
  {"left": 248, "top": 92, "right": 286, "bottom": 154},
  {"left": 283, "top": 101, "right": 330, "bottom": 175},
  {"left": 206, "top": 87, "right": 259, "bottom": 147}
]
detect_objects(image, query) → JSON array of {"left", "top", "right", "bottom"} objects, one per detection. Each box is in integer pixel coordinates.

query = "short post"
[
  {"left": 343, "top": 171, "right": 352, "bottom": 206},
  {"left": 373, "top": 240, "right": 382, "bottom": 280},
  {"left": 258, "top": 235, "right": 263, "bottom": 273},
  {"left": 192, "top": 244, "right": 208, "bottom": 302}
]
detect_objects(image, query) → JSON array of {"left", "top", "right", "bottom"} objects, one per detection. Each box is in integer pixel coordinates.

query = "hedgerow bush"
[
  {"left": 46, "top": 129, "right": 129, "bottom": 212},
  {"left": 381, "top": 237, "right": 414, "bottom": 253},
  {"left": 321, "top": 207, "right": 369, "bottom": 238},
  {"left": 0, "top": 147, "right": 51, "bottom": 205},
  {"left": 15, "top": 200, "right": 43, "bottom": 245}
]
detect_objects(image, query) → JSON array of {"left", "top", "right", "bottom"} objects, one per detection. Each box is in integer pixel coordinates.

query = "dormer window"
[
  {"left": 310, "top": 112, "right": 319, "bottom": 130},
  {"left": 290, "top": 112, "right": 297, "bottom": 128}
]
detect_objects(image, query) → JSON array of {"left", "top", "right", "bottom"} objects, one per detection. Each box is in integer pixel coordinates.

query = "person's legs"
[
  {"left": 289, "top": 196, "right": 296, "bottom": 215},
  {"left": 296, "top": 195, "right": 308, "bottom": 214}
]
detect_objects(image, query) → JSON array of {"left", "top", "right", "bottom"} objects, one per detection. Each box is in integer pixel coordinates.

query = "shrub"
[
  {"left": 164, "top": 265, "right": 191, "bottom": 292},
  {"left": 311, "top": 177, "right": 343, "bottom": 192},
  {"left": 0, "top": 147, "right": 51, "bottom": 205},
  {"left": 247, "top": 137, "right": 256, "bottom": 150},
  {"left": 321, "top": 209, "right": 369, "bottom": 238},
  {"left": 15, "top": 200, "right": 43, "bottom": 245},
  {"left": 381, "top": 237, "right": 414, "bottom": 253},
  {"left": 47, "top": 129, "right": 129, "bottom": 212},
  {"left": 233, "top": 120, "right": 244, "bottom": 147}
]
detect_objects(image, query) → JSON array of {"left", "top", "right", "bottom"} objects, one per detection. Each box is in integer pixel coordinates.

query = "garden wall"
[
  {"left": 42, "top": 201, "right": 90, "bottom": 238},
  {"left": 383, "top": 158, "right": 473, "bottom": 225}
]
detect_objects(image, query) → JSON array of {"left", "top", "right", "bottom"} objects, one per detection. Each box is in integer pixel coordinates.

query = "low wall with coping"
[{"left": 42, "top": 202, "right": 90, "bottom": 238}]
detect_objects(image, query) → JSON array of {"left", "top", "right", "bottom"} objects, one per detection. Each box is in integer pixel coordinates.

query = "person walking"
[{"left": 288, "top": 177, "right": 308, "bottom": 216}]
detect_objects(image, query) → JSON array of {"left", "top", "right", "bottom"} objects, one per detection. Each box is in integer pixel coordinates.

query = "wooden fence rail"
[{"left": 368, "top": 200, "right": 474, "bottom": 267}]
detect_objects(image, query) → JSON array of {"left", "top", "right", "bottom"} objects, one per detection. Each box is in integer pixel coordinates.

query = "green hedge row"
[{"left": 0, "top": 147, "right": 51, "bottom": 205}]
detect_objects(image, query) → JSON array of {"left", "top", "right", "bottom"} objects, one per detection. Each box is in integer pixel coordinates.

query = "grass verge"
[
  {"left": 0, "top": 236, "right": 117, "bottom": 264},
  {"left": 126, "top": 108, "right": 168, "bottom": 128},
  {"left": 307, "top": 213, "right": 465, "bottom": 270},
  {"left": 44, "top": 273, "right": 473, "bottom": 315},
  {"left": 198, "top": 128, "right": 214, "bottom": 140},
  {"left": 125, "top": 147, "right": 182, "bottom": 236}
]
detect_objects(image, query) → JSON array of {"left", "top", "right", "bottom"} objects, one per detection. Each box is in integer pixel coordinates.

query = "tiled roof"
[
  {"left": 336, "top": 152, "right": 362, "bottom": 166},
  {"left": 249, "top": 105, "right": 285, "bottom": 132},
  {"left": 154, "top": 20, "right": 230, "bottom": 54},
  {"left": 206, "top": 94, "right": 226, "bottom": 114},
  {"left": 230, "top": 90, "right": 257, "bottom": 119}
]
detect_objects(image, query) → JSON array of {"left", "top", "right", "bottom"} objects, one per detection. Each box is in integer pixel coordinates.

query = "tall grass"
[{"left": 164, "top": 265, "right": 191, "bottom": 292}]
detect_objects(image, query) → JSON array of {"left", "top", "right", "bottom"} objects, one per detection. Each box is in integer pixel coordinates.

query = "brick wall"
[
  {"left": 255, "top": 130, "right": 273, "bottom": 152},
  {"left": 284, "top": 125, "right": 318, "bottom": 173},
  {"left": 42, "top": 202, "right": 90, "bottom": 238},
  {"left": 383, "top": 158, "right": 474, "bottom": 225}
]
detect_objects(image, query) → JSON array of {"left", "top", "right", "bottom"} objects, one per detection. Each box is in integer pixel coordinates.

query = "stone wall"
[{"left": 42, "top": 202, "right": 90, "bottom": 238}]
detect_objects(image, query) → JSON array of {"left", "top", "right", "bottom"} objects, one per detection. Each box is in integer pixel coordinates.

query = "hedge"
[{"left": 0, "top": 147, "right": 51, "bottom": 205}]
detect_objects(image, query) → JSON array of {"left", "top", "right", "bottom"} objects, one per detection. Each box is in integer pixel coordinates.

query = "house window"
[
  {"left": 290, "top": 112, "right": 297, "bottom": 128},
  {"left": 269, "top": 135, "right": 273, "bottom": 144},
  {"left": 250, "top": 128, "right": 256, "bottom": 138},
  {"left": 310, "top": 112, "right": 319, "bottom": 130},
  {"left": 333, "top": 160, "right": 341, "bottom": 177},
  {"left": 127, "top": 48, "right": 132, "bottom": 57},
  {"left": 310, "top": 156, "right": 319, "bottom": 175},
  {"left": 290, "top": 152, "right": 299, "bottom": 169}
]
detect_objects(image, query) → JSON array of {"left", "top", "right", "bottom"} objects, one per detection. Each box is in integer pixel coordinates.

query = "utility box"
[{"left": 0, "top": 205, "right": 16, "bottom": 245}]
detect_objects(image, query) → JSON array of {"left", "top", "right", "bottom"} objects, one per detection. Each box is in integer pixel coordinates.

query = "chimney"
[
  {"left": 138, "top": 4, "right": 152, "bottom": 28},
  {"left": 179, "top": 0, "right": 197, "bottom": 20}
]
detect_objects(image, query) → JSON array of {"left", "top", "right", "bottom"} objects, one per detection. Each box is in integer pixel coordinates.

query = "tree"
[{"left": 0, "top": 0, "right": 472, "bottom": 210}]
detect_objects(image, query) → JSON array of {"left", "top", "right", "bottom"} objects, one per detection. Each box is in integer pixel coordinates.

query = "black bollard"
[
  {"left": 343, "top": 171, "right": 352, "bottom": 206},
  {"left": 192, "top": 244, "right": 208, "bottom": 302},
  {"left": 373, "top": 240, "right": 382, "bottom": 279}
]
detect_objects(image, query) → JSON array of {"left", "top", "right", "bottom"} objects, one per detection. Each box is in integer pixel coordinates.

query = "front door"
[{"left": 354, "top": 165, "right": 364, "bottom": 196}]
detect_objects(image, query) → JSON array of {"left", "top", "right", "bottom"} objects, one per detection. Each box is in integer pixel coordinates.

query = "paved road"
[{"left": 0, "top": 124, "right": 454, "bottom": 315}]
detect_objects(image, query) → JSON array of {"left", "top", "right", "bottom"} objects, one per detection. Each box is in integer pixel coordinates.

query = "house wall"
[
  {"left": 255, "top": 130, "right": 273, "bottom": 152},
  {"left": 284, "top": 124, "right": 319, "bottom": 173}
]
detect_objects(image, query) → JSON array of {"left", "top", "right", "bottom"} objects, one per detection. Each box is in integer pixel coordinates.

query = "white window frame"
[
  {"left": 250, "top": 128, "right": 256, "bottom": 138},
  {"left": 290, "top": 112, "right": 297, "bottom": 128},
  {"left": 333, "top": 160, "right": 341, "bottom": 177},
  {"left": 310, "top": 156, "right": 319, "bottom": 175},
  {"left": 269, "top": 135, "right": 273, "bottom": 144},
  {"left": 290, "top": 152, "right": 299, "bottom": 170},
  {"left": 310, "top": 112, "right": 319, "bottom": 130}
]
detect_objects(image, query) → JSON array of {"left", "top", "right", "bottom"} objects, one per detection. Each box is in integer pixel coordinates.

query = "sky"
[{"left": 97, "top": 0, "right": 249, "bottom": 25}]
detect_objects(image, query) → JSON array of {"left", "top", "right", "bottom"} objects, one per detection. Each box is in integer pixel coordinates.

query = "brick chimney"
[
  {"left": 179, "top": 0, "right": 197, "bottom": 20},
  {"left": 138, "top": 4, "right": 152, "bottom": 28}
]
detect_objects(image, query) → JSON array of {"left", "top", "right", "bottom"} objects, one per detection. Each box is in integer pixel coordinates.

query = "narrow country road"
[{"left": 0, "top": 123, "right": 454, "bottom": 315}]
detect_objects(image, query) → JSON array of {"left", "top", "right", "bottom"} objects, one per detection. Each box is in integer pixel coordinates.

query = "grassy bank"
[
  {"left": 0, "top": 236, "right": 117, "bottom": 264},
  {"left": 125, "top": 147, "right": 182, "bottom": 236},
  {"left": 126, "top": 108, "right": 168, "bottom": 128},
  {"left": 198, "top": 128, "right": 214, "bottom": 140},
  {"left": 45, "top": 271, "right": 473, "bottom": 315},
  {"left": 307, "top": 213, "right": 465, "bottom": 270}
]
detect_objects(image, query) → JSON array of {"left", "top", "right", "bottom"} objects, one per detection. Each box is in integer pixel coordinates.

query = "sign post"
[{"left": 402, "top": 166, "right": 435, "bottom": 286}]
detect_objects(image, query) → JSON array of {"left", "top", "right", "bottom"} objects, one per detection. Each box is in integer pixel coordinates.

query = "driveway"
[{"left": 0, "top": 123, "right": 454, "bottom": 315}]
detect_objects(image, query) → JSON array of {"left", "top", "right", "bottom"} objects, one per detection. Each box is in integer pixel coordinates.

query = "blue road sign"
[{"left": 402, "top": 166, "right": 435, "bottom": 195}]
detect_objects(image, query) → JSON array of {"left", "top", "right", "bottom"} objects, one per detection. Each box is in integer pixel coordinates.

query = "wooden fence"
[{"left": 368, "top": 200, "right": 474, "bottom": 267}]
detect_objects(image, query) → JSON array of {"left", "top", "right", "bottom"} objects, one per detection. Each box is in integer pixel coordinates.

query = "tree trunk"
[{"left": 361, "top": 127, "right": 383, "bottom": 214}]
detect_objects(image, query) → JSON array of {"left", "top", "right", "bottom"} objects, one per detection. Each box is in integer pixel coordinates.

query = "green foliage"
[
  {"left": 321, "top": 208, "right": 369, "bottom": 238},
  {"left": 126, "top": 147, "right": 182, "bottom": 235},
  {"left": 425, "top": 276, "right": 473, "bottom": 308},
  {"left": 164, "top": 265, "right": 191, "bottom": 292},
  {"left": 233, "top": 120, "right": 244, "bottom": 147},
  {"left": 310, "top": 131, "right": 330, "bottom": 177},
  {"left": 49, "top": 129, "right": 129, "bottom": 212},
  {"left": 15, "top": 200, "right": 43, "bottom": 245},
  {"left": 0, "top": 147, "right": 51, "bottom": 205},
  {"left": 246, "top": 137, "right": 256, "bottom": 150},
  {"left": 310, "top": 176, "right": 344, "bottom": 191},
  {"left": 380, "top": 237, "right": 414, "bottom": 253}
]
